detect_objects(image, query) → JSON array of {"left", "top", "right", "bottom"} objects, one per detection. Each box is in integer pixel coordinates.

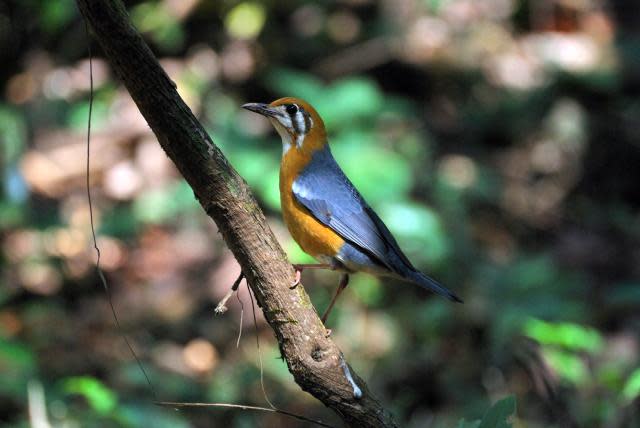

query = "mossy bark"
[{"left": 76, "top": 1, "right": 398, "bottom": 426}]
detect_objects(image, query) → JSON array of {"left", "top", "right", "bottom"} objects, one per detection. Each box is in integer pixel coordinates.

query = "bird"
[{"left": 242, "top": 97, "right": 462, "bottom": 323}]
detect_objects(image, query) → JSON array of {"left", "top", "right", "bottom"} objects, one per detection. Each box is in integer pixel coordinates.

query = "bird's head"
[{"left": 242, "top": 97, "right": 326, "bottom": 154}]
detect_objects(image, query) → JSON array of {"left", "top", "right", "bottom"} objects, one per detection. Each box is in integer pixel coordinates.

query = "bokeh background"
[{"left": 1, "top": 0, "right": 639, "bottom": 426}]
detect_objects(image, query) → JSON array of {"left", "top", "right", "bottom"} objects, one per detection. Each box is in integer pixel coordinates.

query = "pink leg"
[
  {"left": 321, "top": 273, "right": 349, "bottom": 324},
  {"left": 290, "top": 263, "right": 334, "bottom": 288}
]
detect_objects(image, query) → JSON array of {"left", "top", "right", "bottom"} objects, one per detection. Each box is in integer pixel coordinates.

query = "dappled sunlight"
[{"left": 1, "top": 0, "right": 638, "bottom": 426}]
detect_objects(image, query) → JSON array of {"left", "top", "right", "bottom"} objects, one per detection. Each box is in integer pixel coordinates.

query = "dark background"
[{"left": 1, "top": 0, "right": 639, "bottom": 426}]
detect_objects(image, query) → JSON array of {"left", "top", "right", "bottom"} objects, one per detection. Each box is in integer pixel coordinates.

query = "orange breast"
[{"left": 280, "top": 147, "right": 344, "bottom": 260}]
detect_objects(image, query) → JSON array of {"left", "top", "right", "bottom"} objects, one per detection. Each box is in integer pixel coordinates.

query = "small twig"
[
  {"left": 247, "top": 282, "right": 276, "bottom": 410},
  {"left": 154, "top": 401, "right": 335, "bottom": 428},
  {"left": 84, "top": 17, "right": 156, "bottom": 400},
  {"left": 235, "top": 287, "right": 244, "bottom": 348},
  {"left": 215, "top": 271, "right": 244, "bottom": 314}
]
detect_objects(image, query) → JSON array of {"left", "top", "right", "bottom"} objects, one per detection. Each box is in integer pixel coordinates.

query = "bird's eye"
[{"left": 285, "top": 104, "right": 298, "bottom": 115}]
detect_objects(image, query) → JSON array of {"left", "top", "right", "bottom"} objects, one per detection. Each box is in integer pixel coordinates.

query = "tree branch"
[{"left": 76, "top": 1, "right": 397, "bottom": 426}]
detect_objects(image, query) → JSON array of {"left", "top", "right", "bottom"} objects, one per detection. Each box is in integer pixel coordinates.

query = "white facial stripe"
[
  {"left": 293, "top": 110, "right": 306, "bottom": 135},
  {"left": 270, "top": 118, "right": 292, "bottom": 154},
  {"left": 270, "top": 104, "right": 312, "bottom": 153}
]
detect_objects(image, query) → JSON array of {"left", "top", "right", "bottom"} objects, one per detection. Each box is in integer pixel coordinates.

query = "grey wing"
[{"left": 292, "top": 147, "right": 414, "bottom": 272}]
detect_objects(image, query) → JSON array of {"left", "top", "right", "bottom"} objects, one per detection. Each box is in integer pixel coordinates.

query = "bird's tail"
[{"left": 405, "top": 270, "right": 463, "bottom": 303}]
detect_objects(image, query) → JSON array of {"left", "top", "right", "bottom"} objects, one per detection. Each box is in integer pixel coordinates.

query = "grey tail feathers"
[{"left": 406, "top": 270, "right": 463, "bottom": 303}]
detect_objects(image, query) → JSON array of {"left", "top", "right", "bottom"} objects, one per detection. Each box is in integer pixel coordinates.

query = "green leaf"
[
  {"left": 523, "top": 318, "right": 604, "bottom": 353},
  {"left": 0, "top": 339, "right": 36, "bottom": 397},
  {"left": 541, "top": 348, "right": 588, "bottom": 385},
  {"left": 622, "top": 368, "right": 640, "bottom": 403},
  {"left": 62, "top": 376, "right": 117, "bottom": 415},
  {"left": 0, "top": 106, "right": 26, "bottom": 164},
  {"left": 478, "top": 395, "right": 516, "bottom": 428}
]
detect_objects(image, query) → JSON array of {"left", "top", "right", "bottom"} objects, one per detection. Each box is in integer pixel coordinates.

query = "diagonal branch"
[{"left": 76, "top": 0, "right": 397, "bottom": 426}]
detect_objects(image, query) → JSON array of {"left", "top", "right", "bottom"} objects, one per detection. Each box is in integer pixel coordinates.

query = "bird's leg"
[
  {"left": 290, "top": 263, "right": 333, "bottom": 288},
  {"left": 214, "top": 271, "right": 244, "bottom": 314},
  {"left": 321, "top": 273, "right": 349, "bottom": 324}
]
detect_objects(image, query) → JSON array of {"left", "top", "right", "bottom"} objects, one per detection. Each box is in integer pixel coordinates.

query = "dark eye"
[{"left": 285, "top": 104, "right": 298, "bottom": 115}]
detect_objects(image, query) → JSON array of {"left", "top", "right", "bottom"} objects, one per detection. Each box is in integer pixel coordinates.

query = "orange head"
[{"left": 242, "top": 97, "right": 327, "bottom": 155}]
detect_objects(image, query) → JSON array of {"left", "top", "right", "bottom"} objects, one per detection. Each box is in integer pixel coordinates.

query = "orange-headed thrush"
[{"left": 243, "top": 97, "right": 462, "bottom": 322}]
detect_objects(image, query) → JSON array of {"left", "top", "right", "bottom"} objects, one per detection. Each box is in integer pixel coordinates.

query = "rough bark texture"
[{"left": 76, "top": 1, "right": 398, "bottom": 426}]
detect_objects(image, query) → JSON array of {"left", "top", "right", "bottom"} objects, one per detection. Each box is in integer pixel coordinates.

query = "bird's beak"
[{"left": 242, "top": 103, "right": 280, "bottom": 118}]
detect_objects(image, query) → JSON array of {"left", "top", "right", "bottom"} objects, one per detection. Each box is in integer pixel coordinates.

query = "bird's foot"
[
  {"left": 319, "top": 273, "right": 350, "bottom": 325},
  {"left": 290, "top": 269, "right": 302, "bottom": 289},
  {"left": 289, "top": 263, "right": 332, "bottom": 289}
]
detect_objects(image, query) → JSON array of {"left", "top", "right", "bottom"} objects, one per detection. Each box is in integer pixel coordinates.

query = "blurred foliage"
[
  {"left": 61, "top": 376, "right": 118, "bottom": 415},
  {"left": 1, "top": 0, "right": 639, "bottom": 427},
  {"left": 458, "top": 396, "right": 516, "bottom": 428}
]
